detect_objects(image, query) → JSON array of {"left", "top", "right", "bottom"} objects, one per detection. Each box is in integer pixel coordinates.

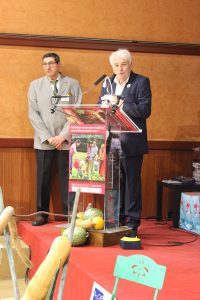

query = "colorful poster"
[
  {"left": 63, "top": 105, "right": 142, "bottom": 132},
  {"left": 69, "top": 124, "right": 106, "bottom": 194}
]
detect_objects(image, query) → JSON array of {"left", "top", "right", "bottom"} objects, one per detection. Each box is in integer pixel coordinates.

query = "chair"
[{"left": 111, "top": 254, "right": 166, "bottom": 300}]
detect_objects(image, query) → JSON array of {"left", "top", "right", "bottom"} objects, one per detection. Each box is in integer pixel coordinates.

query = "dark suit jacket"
[{"left": 99, "top": 71, "right": 151, "bottom": 156}]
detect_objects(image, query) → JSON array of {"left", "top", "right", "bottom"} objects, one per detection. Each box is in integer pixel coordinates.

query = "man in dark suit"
[
  {"left": 99, "top": 49, "right": 151, "bottom": 236},
  {"left": 28, "top": 52, "right": 82, "bottom": 225}
]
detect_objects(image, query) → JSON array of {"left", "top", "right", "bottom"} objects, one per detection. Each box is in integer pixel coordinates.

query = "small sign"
[{"left": 90, "top": 281, "right": 115, "bottom": 300}]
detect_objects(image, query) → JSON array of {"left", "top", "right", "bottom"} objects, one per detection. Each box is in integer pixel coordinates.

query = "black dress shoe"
[
  {"left": 32, "top": 216, "right": 48, "bottom": 226},
  {"left": 125, "top": 228, "right": 138, "bottom": 238},
  {"left": 119, "top": 216, "right": 127, "bottom": 226},
  {"left": 130, "top": 229, "right": 138, "bottom": 237}
]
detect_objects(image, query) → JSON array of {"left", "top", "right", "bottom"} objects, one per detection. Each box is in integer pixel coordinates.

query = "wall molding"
[
  {"left": 0, "top": 138, "right": 199, "bottom": 151},
  {"left": 0, "top": 138, "right": 33, "bottom": 148},
  {"left": 0, "top": 33, "right": 200, "bottom": 55}
]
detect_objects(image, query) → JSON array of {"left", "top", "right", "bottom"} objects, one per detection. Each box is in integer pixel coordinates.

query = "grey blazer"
[{"left": 28, "top": 74, "right": 82, "bottom": 150}]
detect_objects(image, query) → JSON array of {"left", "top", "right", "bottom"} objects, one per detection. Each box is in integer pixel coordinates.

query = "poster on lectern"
[{"left": 69, "top": 123, "right": 106, "bottom": 194}]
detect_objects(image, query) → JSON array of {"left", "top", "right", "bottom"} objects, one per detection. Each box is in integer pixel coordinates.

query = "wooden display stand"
[
  {"left": 87, "top": 226, "right": 132, "bottom": 247},
  {"left": 59, "top": 224, "right": 132, "bottom": 247}
]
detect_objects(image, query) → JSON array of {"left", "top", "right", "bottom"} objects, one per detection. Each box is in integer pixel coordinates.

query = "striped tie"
[{"left": 52, "top": 80, "right": 58, "bottom": 95}]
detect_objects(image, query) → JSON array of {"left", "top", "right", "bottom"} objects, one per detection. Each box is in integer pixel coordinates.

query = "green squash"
[
  {"left": 63, "top": 227, "right": 89, "bottom": 246},
  {"left": 83, "top": 208, "right": 103, "bottom": 220}
]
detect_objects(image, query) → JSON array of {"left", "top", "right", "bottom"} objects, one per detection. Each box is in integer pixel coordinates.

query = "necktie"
[{"left": 52, "top": 80, "right": 58, "bottom": 95}]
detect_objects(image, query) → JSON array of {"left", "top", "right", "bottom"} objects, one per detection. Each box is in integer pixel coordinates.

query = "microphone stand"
[{"left": 51, "top": 74, "right": 107, "bottom": 113}]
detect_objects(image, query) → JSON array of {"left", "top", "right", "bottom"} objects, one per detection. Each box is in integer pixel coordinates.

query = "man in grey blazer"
[{"left": 28, "top": 52, "right": 82, "bottom": 226}]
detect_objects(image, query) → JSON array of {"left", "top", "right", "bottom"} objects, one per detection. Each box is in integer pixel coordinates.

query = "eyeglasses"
[{"left": 42, "top": 61, "right": 57, "bottom": 67}]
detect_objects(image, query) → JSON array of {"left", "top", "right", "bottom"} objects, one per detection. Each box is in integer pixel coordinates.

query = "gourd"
[
  {"left": 0, "top": 206, "right": 15, "bottom": 234},
  {"left": 76, "top": 211, "right": 85, "bottom": 220},
  {"left": 0, "top": 206, "right": 33, "bottom": 269},
  {"left": 75, "top": 218, "right": 94, "bottom": 229},
  {"left": 63, "top": 227, "right": 89, "bottom": 246},
  {"left": 8, "top": 216, "right": 34, "bottom": 269},
  {"left": 92, "top": 216, "right": 104, "bottom": 230},
  {"left": 83, "top": 208, "right": 103, "bottom": 220},
  {"left": 22, "top": 235, "right": 71, "bottom": 300}
]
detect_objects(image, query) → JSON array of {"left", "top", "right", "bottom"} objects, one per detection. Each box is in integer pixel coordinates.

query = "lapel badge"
[{"left": 127, "top": 84, "right": 131, "bottom": 88}]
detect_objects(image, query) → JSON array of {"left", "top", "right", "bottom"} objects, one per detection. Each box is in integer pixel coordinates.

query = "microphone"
[
  {"left": 111, "top": 95, "right": 121, "bottom": 113},
  {"left": 52, "top": 75, "right": 107, "bottom": 98},
  {"left": 50, "top": 75, "right": 107, "bottom": 113},
  {"left": 51, "top": 95, "right": 68, "bottom": 98},
  {"left": 50, "top": 93, "right": 73, "bottom": 113},
  {"left": 82, "top": 74, "right": 107, "bottom": 95},
  {"left": 93, "top": 74, "right": 107, "bottom": 86}
]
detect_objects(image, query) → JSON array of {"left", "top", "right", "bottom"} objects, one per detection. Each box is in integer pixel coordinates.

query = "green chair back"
[{"left": 111, "top": 254, "right": 166, "bottom": 300}]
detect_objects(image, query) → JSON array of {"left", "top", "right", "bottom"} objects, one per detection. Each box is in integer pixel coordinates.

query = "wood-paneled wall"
[{"left": 1, "top": 139, "right": 199, "bottom": 220}]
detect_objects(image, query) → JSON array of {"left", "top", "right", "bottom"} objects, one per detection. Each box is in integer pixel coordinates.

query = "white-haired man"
[{"left": 99, "top": 49, "right": 152, "bottom": 237}]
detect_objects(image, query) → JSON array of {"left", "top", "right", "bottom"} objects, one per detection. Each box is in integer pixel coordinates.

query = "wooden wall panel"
[
  {"left": 0, "top": 0, "right": 200, "bottom": 44},
  {"left": 0, "top": 148, "right": 36, "bottom": 216},
  {"left": 0, "top": 47, "right": 199, "bottom": 141},
  {"left": 0, "top": 142, "right": 198, "bottom": 220}
]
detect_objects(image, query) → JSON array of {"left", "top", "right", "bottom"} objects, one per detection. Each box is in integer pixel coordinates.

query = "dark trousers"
[
  {"left": 36, "top": 149, "right": 69, "bottom": 216},
  {"left": 105, "top": 151, "right": 121, "bottom": 223},
  {"left": 120, "top": 155, "right": 143, "bottom": 229}
]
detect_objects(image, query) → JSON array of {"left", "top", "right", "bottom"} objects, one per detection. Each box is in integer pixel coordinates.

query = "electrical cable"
[
  {"left": 168, "top": 225, "right": 199, "bottom": 244},
  {"left": 15, "top": 211, "right": 70, "bottom": 219},
  {"left": 140, "top": 217, "right": 199, "bottom": 247}
]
